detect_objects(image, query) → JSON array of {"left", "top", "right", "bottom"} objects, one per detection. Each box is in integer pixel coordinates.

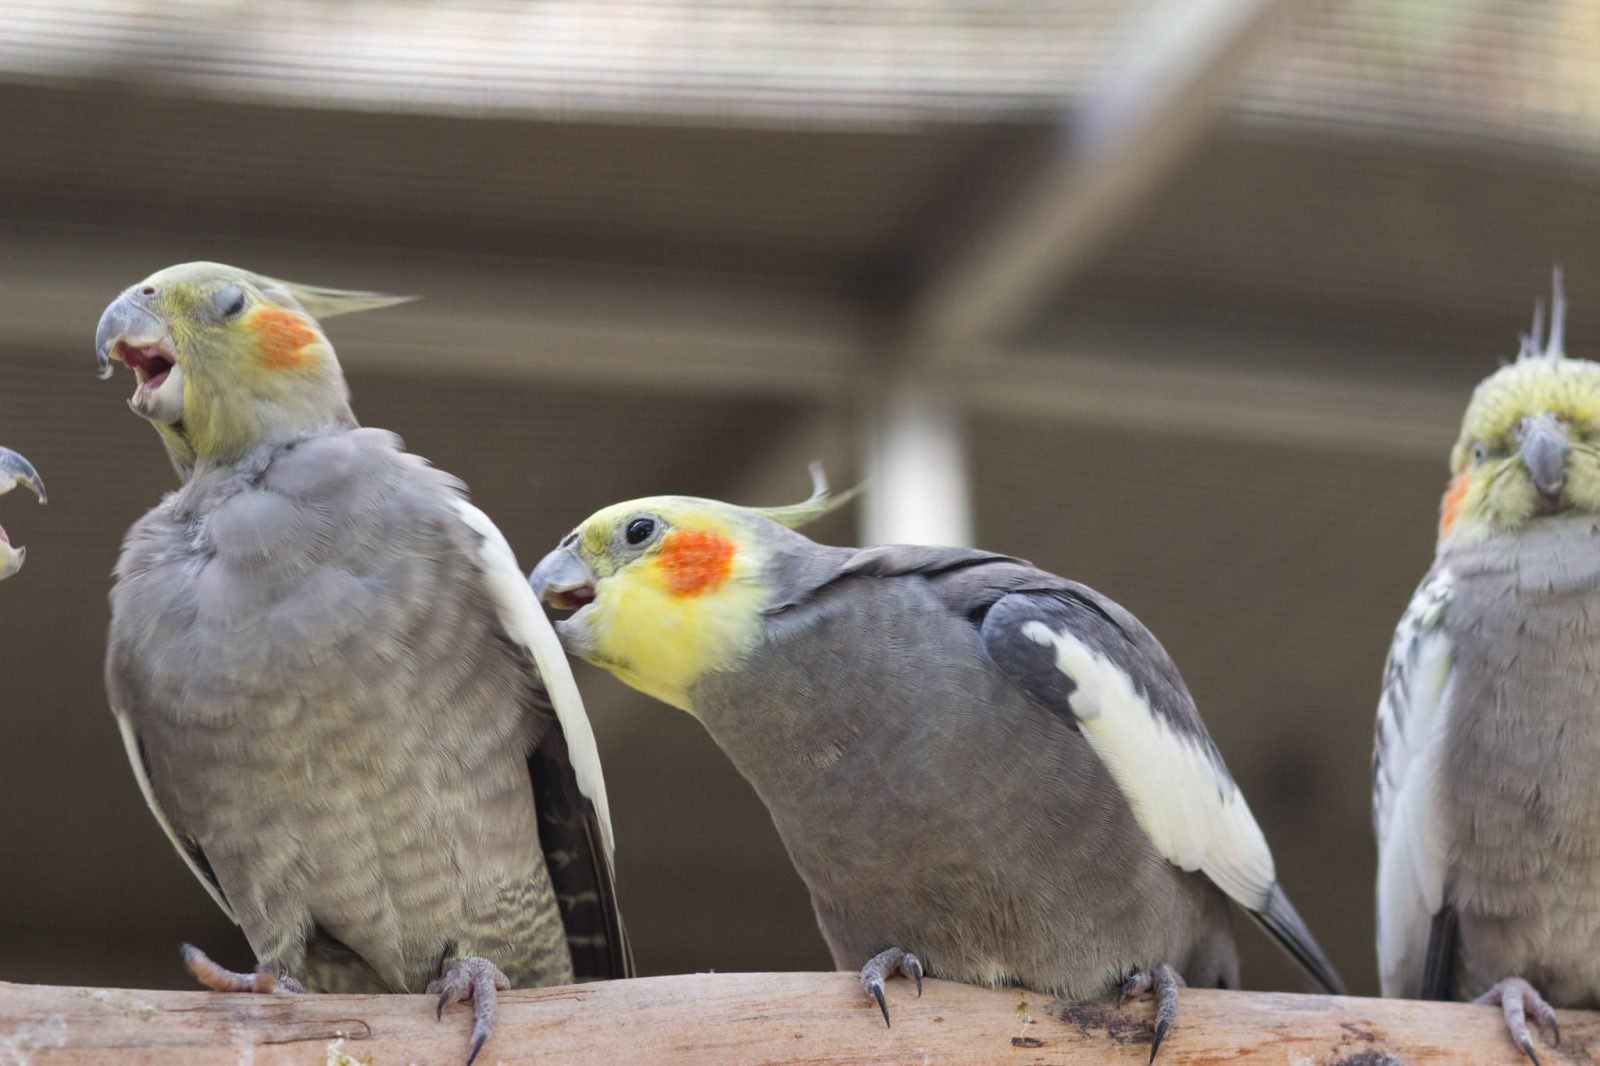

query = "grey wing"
[
  {"left": 110, "top": 708, "right": 235, "bottom": 924},
  {"left": 105, "top": 505, "right": 237, "bottom": 925},
  {"left": 787, "top": 544, "right": 1345, "bottom": 992},
  {"left": 966, "top": 566, "right": 1343, "bottom": 994},
  {"left": 1373, "top": 566, "right": 1456, "bottom": 999},
  {"left": 453, "top": 499, "right": 632, "bottom": 979}
]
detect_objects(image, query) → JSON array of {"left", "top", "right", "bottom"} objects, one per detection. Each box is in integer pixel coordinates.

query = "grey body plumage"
[
  {"left": 692, "top": 542, "right": 1254, "bottom": 998},
  {"left": 1377, "top": 515, "right": 1600, "bottom": 1006},
  {"left": 109, "top": 428, "right": 627, "bottom": 994},
  {"left": 536, "top": 498, "right": 1342, "bottom": 1044}
]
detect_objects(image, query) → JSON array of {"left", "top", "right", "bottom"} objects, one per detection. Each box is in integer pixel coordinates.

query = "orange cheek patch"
[
  {"left": 249, "top": 307, "right": 319, "bottom": 370},
  {"left": 1439, "top": 473, "right": 1469, "bottom": 538},
  {"left": 656, "top": 529, "right": 736, "bottom": 597}
]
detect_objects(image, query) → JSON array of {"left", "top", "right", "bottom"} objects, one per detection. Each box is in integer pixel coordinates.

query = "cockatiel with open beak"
[
  {"left": 0, "top": 447, "right": 45, "bottom": 580},
  {"left": 531, "top": 467, "right": 1344, "bottom": 1061},
  {"left": 1374, "top": 271, "right": 1600, "bottom": 1064},
  {"left": 96, "top": 262, "right": 630, "bottom": 1065}
]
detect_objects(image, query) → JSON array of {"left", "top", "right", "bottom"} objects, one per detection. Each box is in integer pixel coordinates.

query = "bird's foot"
[
  {"left": 428, "top": 955, "right": 512, "bottom": 1066},
  {"left": 859, "top": 946, "right": 924, "bottom": 1027},
  {"left": 0, "top": 447, "right": 44, "bottom": 581},
  {"left": 180, "top": 943, "right": 305, "bottom": 993},
  {"left": 1474, "top": 976, "right": 1560, "bottom": 1065},
  {"left": 1118, "top": 962, "right": 1184, "bottom": 1063}
]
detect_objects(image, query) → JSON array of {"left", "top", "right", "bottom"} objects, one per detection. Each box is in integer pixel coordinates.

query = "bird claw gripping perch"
[
  {"left": 0, "top": 447, "right": 45, "bottom": 581},
  {"left": 1475, "top": 976, "right": 1561, "bottom": 1066},
  {"left": 1118, "top": 962, "right": 1184, "bottom": 1063},
  {"left": 428, "top": 955, "right": 512, "bottom": 1066},
  {"left": 859, "top": 946, "right": 924, "bottom": 1027}
]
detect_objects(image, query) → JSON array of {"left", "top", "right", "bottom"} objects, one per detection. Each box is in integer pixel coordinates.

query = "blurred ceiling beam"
[
  {"left": 855, "top": 0, "right": 1309, "bottom": 548},
  {"left": 897, "top": 0, "right": 1311, "bottom": 370},
  {"left": 2, "top": 224, "right": 1462, "bottom": 461},
  {"left": 978, "top": 348, "right": 1462, "bottom": 460},
  {"left": 0, "top": 227, "right": 861, "bottom": 399}
]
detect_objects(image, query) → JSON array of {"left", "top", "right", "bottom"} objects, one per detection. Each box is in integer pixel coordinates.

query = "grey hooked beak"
[
  {"left": 0, "top": 447, "right": 46, "bottom": 582},
  {"left": 0, "top": 448, "right": 46, "bottom": 505},
  {"left": 1517, "top": 412, "right": 1569, "bottom": 502},
  {"left": 95, "top": 291, "right": 166, "bottom": 381},
  {"left": 95, "top": 290, "right": 184, "bottom": 424},
  {"left": 530, "top": 543, "right": 598, "bottom": 612}
]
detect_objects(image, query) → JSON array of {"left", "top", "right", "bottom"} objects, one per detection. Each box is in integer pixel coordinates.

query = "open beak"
[
  {"left": 1518, "top": 412, "right": 1569, "bottom": 504},
  {"left": 95, "top": 292, "right": 184, "bottom": 425},
  {"left": 530, "top": 544, "right": 598, "bottom": 612},
  {"left": 0, "top": 447, "right": 46, "bottom": 581}
]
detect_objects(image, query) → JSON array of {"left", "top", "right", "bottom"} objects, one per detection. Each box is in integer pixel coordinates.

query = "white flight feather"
[
  {"left": 115, "top": 712, "right": 237, "bottom": 922},
  {"left": 1021, "top": 621, "right": 1275, "bottom": 908},
  {"left": 1373, "top": 570, "right": 1455, "bottom": 997},
  {"left": 453, "top": 499, "right": 616, "bottom": 865}
]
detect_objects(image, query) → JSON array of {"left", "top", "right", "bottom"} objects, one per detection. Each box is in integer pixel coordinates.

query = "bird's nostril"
[{"left": 140, "top": 285, "right": 157, "bottom": 297}]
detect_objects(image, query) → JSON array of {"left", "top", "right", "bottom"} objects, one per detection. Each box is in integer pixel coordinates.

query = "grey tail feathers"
[{"left": 1247, "top": 884, "right": 1346, "bottom": 995}]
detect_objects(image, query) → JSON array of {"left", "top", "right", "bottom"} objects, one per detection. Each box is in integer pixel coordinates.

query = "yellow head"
[
  {"left": 94, "top": 261, "right": 409, "bottom": 478},
  {"left": 1440, "top": 272, "right": 1600, "bottom": 544},
  {"left": 530, "top": 466, "right": 855, "bottom": 712}
]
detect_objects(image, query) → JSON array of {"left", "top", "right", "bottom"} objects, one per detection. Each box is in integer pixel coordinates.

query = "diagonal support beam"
[
  {"left": 861, "top": 0, "right": 1307, "bottom": 547},
  {"left": 900, "top": 0, "right": 1310, "bottom": 367}
]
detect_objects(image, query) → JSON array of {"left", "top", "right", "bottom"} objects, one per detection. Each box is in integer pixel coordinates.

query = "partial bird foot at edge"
[{"left": 179, "top": 943, "right": 305, "bottom": 994}]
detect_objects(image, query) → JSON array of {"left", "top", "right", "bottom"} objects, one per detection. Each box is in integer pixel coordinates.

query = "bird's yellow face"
[
  {"left": 95, "top": 261, "right": 406, "bottom": 478},
  {"left": 532, "top": 498, "right": 773, "bottom": 713},
  {"left": 1441, "top": 355, "right": 1600, "bottom": 543}
]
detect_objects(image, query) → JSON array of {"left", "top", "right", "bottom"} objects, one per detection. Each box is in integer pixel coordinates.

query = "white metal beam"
[{"left": 859, "top": 377, "right": 973, "bottom": 547}]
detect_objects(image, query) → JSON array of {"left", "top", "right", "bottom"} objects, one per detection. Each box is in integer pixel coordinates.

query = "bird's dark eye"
[
  {"left": 625, "top": 517, "right": 656, "bottom": 546},
  {"left": 1471, "top": 441, "right": 1489, "bottom": 465},
  {"left": 215, "top": 285, "right": 247, "bottom": 319}
]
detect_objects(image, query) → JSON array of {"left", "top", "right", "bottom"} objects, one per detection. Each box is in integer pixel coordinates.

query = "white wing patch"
[
  {"left": 1021, "top": 621, "right": 1276, "bottom": 909},
  {"left": 453, "top": 499, "right": 616, "bottom": 865},
  {"left": 114, "top": 713, "right": 236, "bottom": 923},
  {"left": 1373, "top": 568, "right": 1455, "bottom": 997}
]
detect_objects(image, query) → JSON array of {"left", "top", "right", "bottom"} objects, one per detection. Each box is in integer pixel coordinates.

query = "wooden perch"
[{"left": 1, "top": 972, "right": 1592, "bottom": 1064}]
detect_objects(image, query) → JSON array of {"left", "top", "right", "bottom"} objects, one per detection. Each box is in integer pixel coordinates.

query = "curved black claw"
[
  {"left": 1475, "top": 977, "right": 1560, "bottom": 1066},
  {"left": 428, "top": 955, "right": 512, "bottom": 1066},
  {"left": 858, "top": 947, "right": 925, "bottom": 1028},
  {"left": 1117, "top": 962, "right": 1184, "bottom": 1063}
]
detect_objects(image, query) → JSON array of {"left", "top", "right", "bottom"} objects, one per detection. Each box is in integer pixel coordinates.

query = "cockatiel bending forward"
[
  {"left": 96, "top": 262, "right": 629, "bottom": 1065},
  {"left": 531, "top": 472, "right": 1343, "bottom": 1060}
]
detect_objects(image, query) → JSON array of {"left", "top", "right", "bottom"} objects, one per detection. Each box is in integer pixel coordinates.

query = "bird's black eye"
[
  {"left": 215, "top": 285, "right": 247, "bottom": 319},
  {"left": 1471, "top": 441, "right": 1489, "bottom": 465},
  {"left": 625, "top": 517, "right": 656, "bottom": 546}
]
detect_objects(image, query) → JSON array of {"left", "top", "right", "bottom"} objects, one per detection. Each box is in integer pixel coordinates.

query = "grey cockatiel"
[
  {"left": 0, "top": 447, "right": 45, "bottom": 580},
  {"left": 529, "top": 469, "right": 1343, "bottom": 1060},
  {"left": 1375, "top": 273, "right": 1600, "bottom": 1063},
  {"left": 96, "top": 262, "right": 630, "bottom": 1064}
]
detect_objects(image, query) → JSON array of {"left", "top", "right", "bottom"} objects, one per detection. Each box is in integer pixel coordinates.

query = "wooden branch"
[{"left": 1, "top": 972, "right": 1590, "bottom": 1064}]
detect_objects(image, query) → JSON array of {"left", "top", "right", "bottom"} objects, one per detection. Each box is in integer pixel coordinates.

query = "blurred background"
[{"left": 1, "top": 0, "right": 1598, "bottom": 1000}]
